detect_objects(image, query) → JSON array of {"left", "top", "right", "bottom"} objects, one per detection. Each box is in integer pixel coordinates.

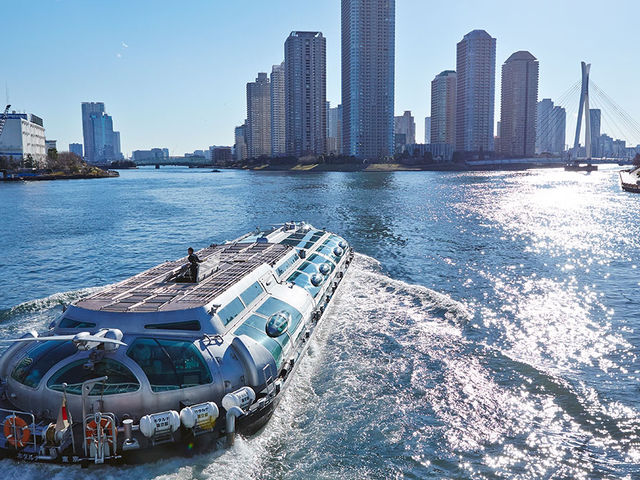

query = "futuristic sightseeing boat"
[{"left": 0, "top": 222, "right": 352, "bottom": 466}]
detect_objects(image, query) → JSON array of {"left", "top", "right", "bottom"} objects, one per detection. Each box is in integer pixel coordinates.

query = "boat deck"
[{"left": 76, "top": 242, "right": 292, "bottom": 312}]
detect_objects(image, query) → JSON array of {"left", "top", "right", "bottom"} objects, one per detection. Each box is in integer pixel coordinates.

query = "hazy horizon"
[{"left": 5, "top": 0, "right": 640, "bottom": 156}]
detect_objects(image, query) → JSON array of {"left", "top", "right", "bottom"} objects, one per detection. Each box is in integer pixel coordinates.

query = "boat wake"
[
  {"left": 0, "top": 288, "right": 100, "bottom": 353},
  {"left": 0, "top": 254, "right": 637, "bottom": 479}
]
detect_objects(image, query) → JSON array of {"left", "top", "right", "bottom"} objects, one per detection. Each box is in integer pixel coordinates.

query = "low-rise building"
[
  {"left": 211, "top": 146, "right": 233, "bottom": 165},
  {"left": 404, "top": 143, "right": 454, "bottom": 162},
  {"left": 132, "top": 148, "right": 169, "bottom": 164},
  {"left": 0, "top": 112, "right": 47, "bottom": 166}
]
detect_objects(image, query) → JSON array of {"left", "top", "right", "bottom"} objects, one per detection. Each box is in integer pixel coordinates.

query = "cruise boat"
[
  {"left": 620, "top": 165, "right": 640, "bottom": 193},
  {"left": 0, "top": 222, "right": 352, "bottom": 466}
]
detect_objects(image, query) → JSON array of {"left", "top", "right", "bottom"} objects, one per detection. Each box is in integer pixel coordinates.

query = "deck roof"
[{"left": 76, "top": 242, "right": 292, "bottom": 312}]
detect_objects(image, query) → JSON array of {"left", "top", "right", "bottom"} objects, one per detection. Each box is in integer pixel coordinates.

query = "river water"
[{"left": 0, "top": 166, "right": 638, "bottom": 479}]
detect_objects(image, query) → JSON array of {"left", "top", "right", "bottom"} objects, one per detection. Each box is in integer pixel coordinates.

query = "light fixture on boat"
[
  {"left": 266, "top": 312, "right": 290, "bottom": 337},
  {"left": 318, "top": 263, "right": 331, "bottom": 275},
  {"left": 333, "top": 246, "right": 344, "bottom": 257},
  {"left": 310, "top": 273, "right": 324, "bottom": 286}
]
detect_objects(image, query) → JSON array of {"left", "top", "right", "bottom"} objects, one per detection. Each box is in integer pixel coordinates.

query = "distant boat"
[
  {"left": 620, "top": 166, "right": 640, "bottom": 193},
  {"left": 564, "top": 162, "right": 598, "bottom": 172}
]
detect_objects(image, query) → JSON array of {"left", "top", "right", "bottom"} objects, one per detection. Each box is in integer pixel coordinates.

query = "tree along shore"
[{"left": 0, "top": 150, "right": 118, "bottom": 181}]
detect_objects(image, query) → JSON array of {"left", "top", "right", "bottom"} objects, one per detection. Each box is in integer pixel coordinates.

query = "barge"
[
  {"left": 0, "top": 222, "right": 352, "bottom": 466},
  {"left": 564, "top": 162, "right": 598, "bottom": 172}
]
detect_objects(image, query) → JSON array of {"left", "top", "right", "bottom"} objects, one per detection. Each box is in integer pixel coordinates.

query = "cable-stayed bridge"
[{"left": 538, "top": 62, "right": 640, "bottom": 163}]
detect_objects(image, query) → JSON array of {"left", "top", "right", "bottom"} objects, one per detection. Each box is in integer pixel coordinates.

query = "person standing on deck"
[{"left": 187, "top": 247, "right": 203, "bottom": 283}]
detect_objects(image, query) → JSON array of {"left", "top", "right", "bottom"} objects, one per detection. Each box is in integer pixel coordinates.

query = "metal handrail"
[
  {"left": 81, "top": 376, "right": 108, "bottom": 456},
  {"left": 83, "top": 412, "right": 117, "bottom": 463}
]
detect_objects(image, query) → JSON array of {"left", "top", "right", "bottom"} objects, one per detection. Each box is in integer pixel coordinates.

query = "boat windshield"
[
  {"left": 47, "top": 359, "right": 139, "bottom": 395},
  {"left": 127, "top": 338, "right": 212, "bottom": 392},
  {"left": 11, "top": 341, "right": 77, "bottom": 388}
]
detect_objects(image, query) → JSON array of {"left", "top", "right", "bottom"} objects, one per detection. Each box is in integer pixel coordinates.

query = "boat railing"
[
  {"left": 80, "top": 376, "right": 110, "bottom": 459},
  {"left": 83, "top": 411, "right": 117, "bottom": 464}
]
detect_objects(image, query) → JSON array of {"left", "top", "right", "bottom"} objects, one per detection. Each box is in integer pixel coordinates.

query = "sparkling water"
[{"left": 0, "top": 166, "right": 638, "bottom": 478}]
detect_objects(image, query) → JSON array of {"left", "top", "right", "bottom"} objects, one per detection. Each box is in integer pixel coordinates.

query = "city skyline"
[{"left": 4, "top": 0, "right": 640, "bottom": 155}]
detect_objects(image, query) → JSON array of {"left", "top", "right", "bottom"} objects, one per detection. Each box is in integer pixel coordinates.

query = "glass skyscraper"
[
  {"left": 81, "top": 102, "right": 104, "bottom": 164},
  {"left": 81, "top": 102, "right": 122, "bottom": 163},
  {"left": 341, "top": 0, "right": 395, "bottom": 160}
]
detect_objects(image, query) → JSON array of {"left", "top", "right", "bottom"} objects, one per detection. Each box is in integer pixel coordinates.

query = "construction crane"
[{"left": 0, "top": 104, "right": 10, "bottom": 138}]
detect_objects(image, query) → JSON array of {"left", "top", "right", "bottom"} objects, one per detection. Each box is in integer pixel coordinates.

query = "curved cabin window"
[
  {"left": 287, "top": 271, "right": 322, "bottom": 298},
  {"left": 256, "top": 297, "right": 303, "bottom": 334},
  {"left": 217, "top": 297, "right": 245, "bottom": 326},
  {"left": 240, "top": 282, "right": 264, "bottom": 306},
  {"left": 11, "top": 341, "right": 77, "bottom": 388},
  {"left": 127, "top": 338, "right": 212, "bottom": 392},
  {"left": 144, "top": 320, "right": 201, "bottom": 331},
  {"left": 234, "top": 319, "right": 284, "bottom": 367},
  {"left": 275, "top": 253, "right": 300, "bottom": 278},
  {"left": 298, "top": 261, "right": 319, "bottom": 276},
  {"left": 315, "top": 246, "right": 338, "bottom": 263},
  {"left": 58, "top": 317, "right": 96, "bottom": 329},
  {"left": 47, "top": 359, "right": 139, "bottom": 395}
]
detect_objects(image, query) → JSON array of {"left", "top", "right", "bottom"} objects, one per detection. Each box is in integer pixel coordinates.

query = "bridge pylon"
[{"left": 573, "top": 62, "right": 592, "bottom": 160}]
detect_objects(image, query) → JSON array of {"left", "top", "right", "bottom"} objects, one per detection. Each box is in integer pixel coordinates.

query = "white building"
[
  {"left": 424, "top": 117, "right": 431, "bottom": 144},
  {"left": 327, "top": 103, "right": 342, "bottom": 155},
  {"left": 394, "top": 111, "right": 416, "bottom": 146},
  {"left": 536, "top": 99, "right": 566, "bottom": 155},
  {"left": 270, "top": 62, "right": 286, "bottom": 157},
  {"left": 0, "top": 112, "right": 47, "bottom": 166}
]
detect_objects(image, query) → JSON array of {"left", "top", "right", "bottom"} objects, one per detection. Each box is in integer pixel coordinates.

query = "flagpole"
[{"left": 62, "top": 383, "right": 77, "bottom": 457}]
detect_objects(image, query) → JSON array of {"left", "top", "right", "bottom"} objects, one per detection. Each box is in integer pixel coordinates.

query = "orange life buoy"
[
  {"left": 3, "top": 415, "right": 31, "bottom": 448},
  {"left": 85, "top": 417, "right": 116, "bottom": 448}
]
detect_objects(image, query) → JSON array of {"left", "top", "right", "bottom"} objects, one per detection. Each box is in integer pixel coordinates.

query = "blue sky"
[{"left": 4, "top": 0, "right": 640, "bottom": 155}]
